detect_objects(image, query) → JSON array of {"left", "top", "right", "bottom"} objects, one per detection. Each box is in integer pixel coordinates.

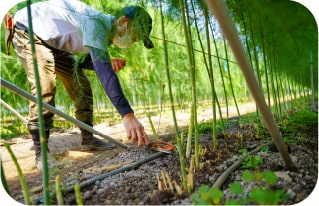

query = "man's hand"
[
  {"left": 111, "top": 58, "right": 126, "bottom": 72},
  {"left": 123, "top": 113, "right": 149, "bottom": 147}
]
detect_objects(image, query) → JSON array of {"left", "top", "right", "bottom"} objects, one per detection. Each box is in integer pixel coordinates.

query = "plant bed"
[{"left": 2, "top": 109, "right": 318, "bottom": 205}]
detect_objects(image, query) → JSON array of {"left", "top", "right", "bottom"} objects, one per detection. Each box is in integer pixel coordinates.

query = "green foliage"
[
  {"left": 242, "top": 170, "right": 277, "bottom": 186},
  {"left": 191, "top": 170, "right": 289, "bottom": 205},
  {"left": 0, "top": 117, "right": 28, "bottom": 138},
  {"left": 197, "top": 120, "right": 228, "bottom": 135},
  {"left": 2, "top": 0, "right": 316, "bottom": 139},
  {"left": 241, "top": 170, "right": 254, "bottom": 182},
  {"left": 229, "top": 182, "right": 243, "bottom": 195},
  {"left": 191, "top": 185, "right": 223, "bottom": 205},
  {"left": 249, "top": 188, "right": 289, "bottom": 205},
  {"left": 239, "top": 149, "right": 263, "bottom": 169},
  {"left": 227, "top": 0, "right": 318, "bottom": 89},
  {"left": 282, "top": 110, "right": 318, "bottom": 135},
  {"left": 262, "top": 170, "right": 278, "bottom": 185},
  {"left": 279, "top": 109, "right": 318, "bottom": 145},
  {"left": 241, "top": 154, "right": 263, "bottom": 169}
]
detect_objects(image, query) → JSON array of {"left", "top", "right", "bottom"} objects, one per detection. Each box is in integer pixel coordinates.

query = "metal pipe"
[
  {"left": 0, "top": 98, "right": 28, "bottom": 123},
  {"left": 32, "top": 151, "right": 165, "bottom": 204},
  {"left": 0, "top": 78, "right": 128, "bottom": 149},
  {"left": 204, "top": 0, "right": 296, "bottom": 170}
]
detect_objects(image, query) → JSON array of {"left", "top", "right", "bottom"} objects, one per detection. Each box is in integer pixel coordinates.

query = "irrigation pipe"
[
  {"left": 213, "top": 141, "right": 273, "bottom": 189},
  {"left": 204, "top": 0, "right": 296, "bottom": 171},
  {"left": 32, "top": 151, "right": 165, "bottom": 204},
  {"left": 0, "top": 78, "right": 128, "bottom": 149},
  {"left": 0, "top": 99, "right": 28, "bottom": 123}
]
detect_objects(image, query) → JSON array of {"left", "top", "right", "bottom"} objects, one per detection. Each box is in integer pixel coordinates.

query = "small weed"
[
  {"left": 239, "top": 149, "right": 263, "bottom": 169},
  {"left": 191, "top": 185, "right": 223, "bottom": 205},
  {"left": 191, "top": 170, "right": 289, "bottom": 205},
  {"left": 241, "top": 155, "right": 263, "bottom": 169},
  {"left": 260, "top": 145, "right": 270, "bottom": 152}
]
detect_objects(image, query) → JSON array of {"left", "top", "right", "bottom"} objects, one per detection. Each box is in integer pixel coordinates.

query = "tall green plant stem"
[
  {"left": 55, "top": 175, "right": 64, "bottom": 205},
  {"left": 185, "top": 0, "right": 195, "bottom": 159},
  {"left": 203, "top": 5, "right": 217, "bottom": 149},
  {"left": 239, "top": 7, "right": 261, "bottom": 134},
  {"left": 258, "top": 17, "right": 271, "bottom": 107},
  {"left": 74, "top": 183, "right": 83, "bottom": 205},
  {"left": 222, "top": 36, "right": 241, "bottom": 118},
  {"left": 209, "top": 20, "right": 229, "bottom": 126},
  {"left": 190, "top": 1, "right": 220, "bottom": 150},
  {"left": 159, "top": 0, "right": 179, "bottom": 137},
  {"left": 1, "top": 161, "right": 10, "bottom": 195},
  {"left": 310, "top": 51, "right": 315, "bottom": 111},
  {"left": 205, "top": 0, "right": 296, "bottom": 171},
  {"left": 248, "top": 11, "right": 262, "bottom": 88},
  {"left": 160, "top": 0, "right": 187, "bottom": 191},
  {"left": 271, "top": 50, "right": 283, "bottom": 118},
  {"left": 147, "top": 113, "right": 159, "bottom": 140},
  {"left": 191, "top": 1, "right": 225, "bottom": 149},
  {"left": 26, "top": 0, "right": 50, "bottom": 204},
  {"left": 186, "top": 0, "right": 202, "bottom": 158},
  {"left": 177, "top": 132, "right": 189, "bottom": 193},
  {"left": 179, "top": 0, "right": 199, "bottom": 168},
  {"left": 3, "top": 142, "right": 31, "bottom": 204},
  {"left": 186, "top": 105, "right": 194, "bottom": 158},
  {"left": 278, "top": 70, "right": 289, "bottom": 116},
  {"left": 269, "top": 59, "right": 278, "bottom": 114}
]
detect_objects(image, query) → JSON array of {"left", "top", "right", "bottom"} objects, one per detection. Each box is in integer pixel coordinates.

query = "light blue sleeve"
[{"left": 81, "top": 15, "right": 112, "bottom": 52}]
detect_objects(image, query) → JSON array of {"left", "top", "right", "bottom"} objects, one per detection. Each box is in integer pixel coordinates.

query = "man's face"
[{"left": 113, "top": 18, "right": 139, "bottom": 48}]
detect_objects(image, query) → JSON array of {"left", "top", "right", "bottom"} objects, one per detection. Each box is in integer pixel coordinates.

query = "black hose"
[{"left": 32, "top": 151, "right": 165, "bottom": 204}]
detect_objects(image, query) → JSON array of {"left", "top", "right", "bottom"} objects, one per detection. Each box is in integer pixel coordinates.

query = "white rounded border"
[{"left": 0, "top": 0, "right": 318, "bottom": 205}]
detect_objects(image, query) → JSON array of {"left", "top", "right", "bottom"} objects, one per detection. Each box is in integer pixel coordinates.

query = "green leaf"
[
  {"left": 242, "top": 170, "right": 254, "bottom": 182},
  {"left": 198, "top": 185, "right": 210, "bottom": 193},
  {"left": 225, "top": 199, "right": 241, "bottom": 205},
  {"left": 262, "top": 170, "right": 278, "bottom": 185},
  {"left": 208, "top": 187, "right": 223, "bottom": 204},
  {"left": 229, "top": 182, "right": 244, "bottom": 195},
  {"left": 254, "top": 172, "right": 263, "bottom": 182},
  {"left": 260, "top": 146, "right": 269, "bottom": 152},
  {"left": 249, "top": 188, "right": 279, "bottom": 204},
  {"left": 239, "top": 148, "right": 247, "bottom": 154},
  {"left": 190, "top": 193, "right": 200, "bottom": 204},
  {"left": 239, "top": 197, "right": 250, "bottom": 205}
]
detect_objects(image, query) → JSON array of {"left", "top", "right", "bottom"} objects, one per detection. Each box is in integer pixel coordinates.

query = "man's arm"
[
  {"left": 89, "top": 48, "right": 133, "bottom": 116},
  {"left": 89, "top": 48, "right": 148, "bottom": 146}
]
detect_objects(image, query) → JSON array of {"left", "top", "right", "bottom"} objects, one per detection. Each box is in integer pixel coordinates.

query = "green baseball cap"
[{"left": 120, "top": 6, "right": 154, "bottom": 49}]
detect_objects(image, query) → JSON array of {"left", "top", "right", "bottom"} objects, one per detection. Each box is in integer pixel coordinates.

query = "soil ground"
[{"left": 1, "top": 103, "right": 318, "bottom": 205}]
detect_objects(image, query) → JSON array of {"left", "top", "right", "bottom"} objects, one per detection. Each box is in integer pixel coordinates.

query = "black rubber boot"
[
  {"left": 31, "top": 132, "right": 42, "bottom": 166},
  {"left": 80, "top": 122, "right": 116, "bottom": 151},
  {"left": 31, "top": 130, "right": 59, "bottom": 170}
]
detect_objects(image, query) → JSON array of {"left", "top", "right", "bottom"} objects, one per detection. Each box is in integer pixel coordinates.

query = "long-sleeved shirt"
[{"left": 14, "top": 0, "right": 133, "bottom": 116}]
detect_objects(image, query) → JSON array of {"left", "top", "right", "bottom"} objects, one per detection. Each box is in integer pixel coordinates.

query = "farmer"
[{"left": 11, "top": 0, "right": 153, "bottom": 170}]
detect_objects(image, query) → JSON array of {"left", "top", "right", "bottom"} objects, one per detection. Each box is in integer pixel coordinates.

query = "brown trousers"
[{"left": 12, "top": 28, "right": 93, "bottom": 132}]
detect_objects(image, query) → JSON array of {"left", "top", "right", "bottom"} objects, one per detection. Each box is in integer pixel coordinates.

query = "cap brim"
[{"left": 143, "top": 37, "right": 154, "bottom": 49}]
